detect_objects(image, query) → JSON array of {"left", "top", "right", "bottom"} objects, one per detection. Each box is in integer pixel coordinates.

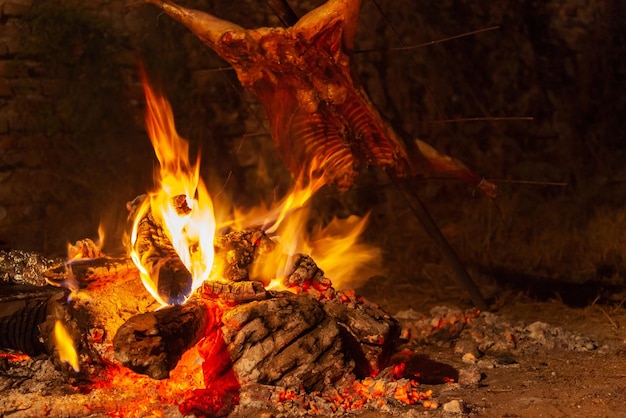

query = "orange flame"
[
  {"left": 234, "top": 158, "right": 381, "bottom": 288},
  {"left": 131, "top": 75, "right": 381, "bottom": 305},
  {"left": 129, "top": 74, "right": 216, "bottom": 306},
  {"left": 53, "top": 320, "right": 79, "bottom": 372}
]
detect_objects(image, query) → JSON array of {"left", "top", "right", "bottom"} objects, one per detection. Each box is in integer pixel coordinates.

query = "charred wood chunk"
[
  {"left": 44, "top": 257, "right": 137, "bottom": 288},
  {"left": 201, "top": 280, "right": 268, "bottom": 305},
  {"left": 321, "top": 292, "right": 401, "bottom": 377},
  {"left": 221, "top": 293, "right": 353, "bottom": 392},
  {"left": 284, "top": 254, "right": 332, "bottom": 292},
  {"left": 133, "top": 199, "right": 192, "bottom": 305},
  {"left": 0, "top": 297, "right": 48, "bottom": 355},
  {"left": 67, "top": 238, "right": 104, "bottom": 260},
  {"left": 0, "top": 288, "right": 85, "bottom": 374},
  {"left": 113, "top": 298, "right": 211, "bottom": 379},
  {"left": 213, "top": 229, "right": 275, "bottom": 282}
]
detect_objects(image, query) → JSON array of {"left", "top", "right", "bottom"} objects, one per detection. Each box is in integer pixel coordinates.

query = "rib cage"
[{"left": 288, "top": 104, "right": 358, "bottom": 190}]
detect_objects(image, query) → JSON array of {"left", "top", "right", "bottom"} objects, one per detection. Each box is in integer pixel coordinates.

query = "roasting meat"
[{"left": 145, "top": 0, "right": 496, "bottom": 197}]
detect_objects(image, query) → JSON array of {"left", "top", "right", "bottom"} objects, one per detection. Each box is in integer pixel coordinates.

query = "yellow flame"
[
  {"left": 308, "top": 214, "right": 382, "bottom": 289},
  {"left": 54, "top": 320, "right": 79, "bottom": 372},
  {"left": 131, "top": 76, "right": 380, "bottom": 304},
  {"left": 130, "top": 75, "right": 216, "bottom": 306},
  {"left": 243, "top": 158, "right": 381, "bottom": 288}
]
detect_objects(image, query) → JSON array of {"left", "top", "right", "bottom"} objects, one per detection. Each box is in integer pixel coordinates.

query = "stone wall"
[
  {"left": 0, "top": 0, "right": 623, "bottom": 260},
  {"left": 0, "top": 0, "right": 272, "bottom": 255}
]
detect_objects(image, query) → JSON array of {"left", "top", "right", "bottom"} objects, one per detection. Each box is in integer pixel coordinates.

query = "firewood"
[
  {"left": 44, "top": 257, "right": 137, "bottom": 286},
  {"left": 131, "top": 194, "right": 193, "bottom": 305},
  {"left": 321, "top": 291, "right": 400, "bottom": 377},
  {"left": 113, "top": 296, "right": 213, "bottom": 379},
  {"left": 200, "top": 279, "right": 268, "bottom": 305},
  {"left": 0, "top": 289, "right": 58, "bottom": 355},
  {"left": 213, "top": 229, "right": 276, "bottom": 283},
  {"left": 284, "top": 254, "right": 331, "bottom": 291},
  {"left": 220, "top": 293, "right": 351, "bottom": 392},
  {"left": 0, "top": 287, "right": 86, "bottom": 374}
]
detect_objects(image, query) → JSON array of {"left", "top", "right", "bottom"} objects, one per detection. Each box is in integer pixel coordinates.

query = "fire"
[
  {"left": 130, "top": 74, "right": 381, "bottom": 305},
  {"left": 53, "top": 320, "right": 79, "bottom": 372},
  {"left": 248, "top": 205, "right": 381, "bottom": 289},
  {"left": 129, "top": 73, "right": 216, "bottom": 306}
]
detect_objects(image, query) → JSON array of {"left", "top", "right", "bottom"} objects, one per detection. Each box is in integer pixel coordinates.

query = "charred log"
[
  {"left": 321, "top": 291, "right": 400, "bottom": 377},
  {"left": 284, "top": 254, "right": 332, "bottom": 291},
  {"left": 221, "top": 293, "right": 350, "bottom": 392},
  {"left": 0, "top": 293, "right": 51, "bottom": 355},
  {"left": 0, "top": 287, "right": 86, "bottom": 374},
  {"left": 201, "top": 279, "right": 268, "bottom": 305},
  {"left": 44, "top": 257, "right": 137, "bottom": 288},
  {"left": 113, "top": 297, "right": 212, "bottom": 379},
  {"left": 213, "top": 229, "right": 276, "bottom": 283}
]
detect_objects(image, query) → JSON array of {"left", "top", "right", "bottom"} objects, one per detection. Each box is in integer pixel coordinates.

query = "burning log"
[
  {"left": 0, "top": 285, "right": 87, "bottom": 376},
  {"left": 201, "top": 279, "right": 268, "bottom": 305},
  {"left": 213, "top": 229, "right": 276, "bottom": 283},
  {"left": 2, "top": 243, "right": 159, "bottom": 377},
  {"left": 221, "top": 293, "right": 348, "bottom": 392},
  {"left": 130, "top": 194, "right": 194, "bottom": 305}
]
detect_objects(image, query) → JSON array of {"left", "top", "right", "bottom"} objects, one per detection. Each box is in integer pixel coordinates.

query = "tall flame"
[
  {"left": 131, "top": 75, "right": 381, "bottom": 305},
  {"left": 130, "top": 74, "right": 216, "bottom": 306}
]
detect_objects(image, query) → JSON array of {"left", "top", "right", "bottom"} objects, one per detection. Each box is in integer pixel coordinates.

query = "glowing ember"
[{"left": 53, "top": 320, "right": 79, "bottom": 372}]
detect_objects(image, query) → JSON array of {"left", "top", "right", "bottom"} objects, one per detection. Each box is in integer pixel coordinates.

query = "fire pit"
[
  {"left": 0, "top": 63, "right": 432, "bottom": 416},
  {"left": 1, "top": 0, "right": 625, "bottom": 417}
]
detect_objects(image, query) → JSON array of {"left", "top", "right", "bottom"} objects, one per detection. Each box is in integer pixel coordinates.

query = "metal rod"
[
  {"left": 393, "top": 180, "right": 489, "bottom": 311},
  {"left": 264, "top": 0, "right": 298, "bottom": 27}
]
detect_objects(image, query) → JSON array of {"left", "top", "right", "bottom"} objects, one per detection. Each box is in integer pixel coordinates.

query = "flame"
[
  {"left": 131, "top": 75, "right": 380, "bottom": 305},
  {"left": 53, "top": 320, "right": 79, "bottom": 372},
  {"left": 236, "top": 157, "right": 381, "bottom": 288},
  {"left": 130, "top": 74, "right": 216, "bottom": 306},
  {"left": 249, "top": 205, "right": 381, "bottom": 289}
]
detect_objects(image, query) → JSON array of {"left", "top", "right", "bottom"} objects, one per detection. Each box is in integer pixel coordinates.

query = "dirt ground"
[{"left": 358, "top": 287, "right": 626, "bottom": 417}]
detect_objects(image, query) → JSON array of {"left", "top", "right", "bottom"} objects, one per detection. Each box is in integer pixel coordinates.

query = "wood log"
[
  {"left": 213, "top": 229, "right": 276, "bottom": 283},
  {"left": 0, "top": 286, "right": 88, "bottom": 375},
  {"left": 2, "top": 253, "right": 158, "bottom": 380},
  {"left": 220, "top": 293, "right": 351, "bottom": 392},
  {"left": 113, "top": 297, "right": 213, "bottom": 379},
  {"left": 130, "top": 194, "right": 193, "bottom": 305},
  {"left": 0, "top": 288, "right": 61, "bottom": 355},
  {"left": 321, "top": 291, "right": 400, "bottom": 377},
  {"left": 200, "top": 279, "right": 268, "bottom": 305}
]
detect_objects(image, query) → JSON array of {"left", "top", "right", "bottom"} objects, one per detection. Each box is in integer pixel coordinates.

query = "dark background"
[{"left": 0, "top": 0, "right": 624, "bottom": 305}]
